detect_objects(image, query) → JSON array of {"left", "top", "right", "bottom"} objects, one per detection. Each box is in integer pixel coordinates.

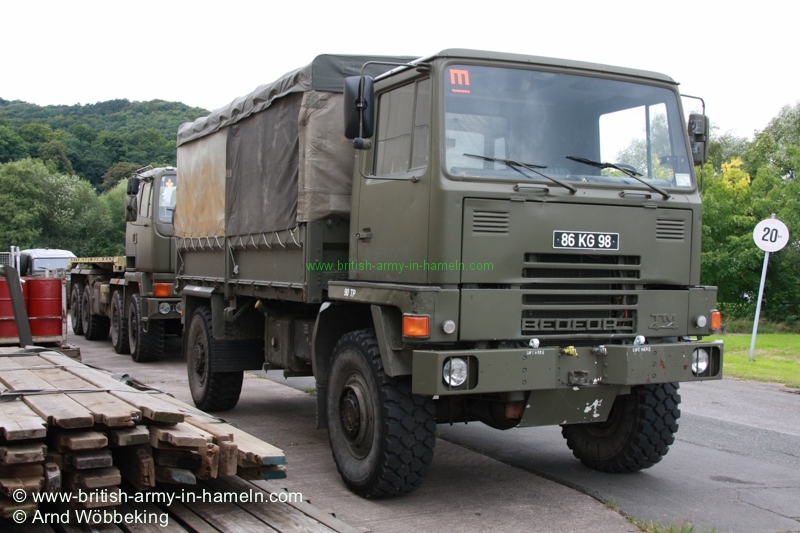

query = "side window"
[
  {"left": 374, "top": 78, "right": 431, "bottom": 176},
  {"left": 138, "top": 182, "right": 152, "bottom": 218}
]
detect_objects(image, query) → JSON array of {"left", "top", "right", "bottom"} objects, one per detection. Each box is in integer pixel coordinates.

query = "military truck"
[
  {"left": 68, "top": 166, "right": 181, "bottom": 362},
  {"left": 175, "top": 51, "right": 723, "bottom": 498}
]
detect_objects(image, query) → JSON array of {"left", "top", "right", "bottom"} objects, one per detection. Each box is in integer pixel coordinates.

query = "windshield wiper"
[
  {"left": 566, "top": 156, "right": 670, "bottom": 200},
  {"left": 464, "top": 154, "right": 577, "bottom": 194}
]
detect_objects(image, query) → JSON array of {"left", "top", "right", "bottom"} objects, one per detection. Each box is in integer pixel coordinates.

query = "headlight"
[
  {"left": 158, "top": 302, "right": 171, "bottom": 315},
  {"left": 443, "top": 357, "right": 468, "bottom": 387},
  {"left": 692, "top": 348, "right": 710, "bottom": 375},
  {"left": 175, "top": 302, "right": 183, "bottom": 314}
]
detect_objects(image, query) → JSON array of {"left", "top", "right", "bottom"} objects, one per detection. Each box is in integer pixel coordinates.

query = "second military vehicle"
[{"left": 68, "top": 166, "right": 181, "bottom": 362}]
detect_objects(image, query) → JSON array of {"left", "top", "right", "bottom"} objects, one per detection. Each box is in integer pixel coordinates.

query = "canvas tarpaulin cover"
[{"left": 175, "top": 54, "right": 414, "bottom": 238}]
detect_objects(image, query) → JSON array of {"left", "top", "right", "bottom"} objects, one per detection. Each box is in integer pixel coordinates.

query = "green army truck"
[
  {"left": 175, "top": 51, "right": 723, "bottom": 498},
  {"left": 68, "top": 166, "right": 182, "bottom": 362}
]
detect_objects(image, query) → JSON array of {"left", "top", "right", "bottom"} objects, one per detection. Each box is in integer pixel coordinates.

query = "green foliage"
[
  {"left": 0, "top": 98, "right": 207, "bottom": 186},
  {"left": 101, "top": 161, "right": 141, "bottom": 191},
  {"left": 707, "top": 333, "right": 800, "bottom": 388},
  {"left": 701, "top": 102, "right": 800, "bottom": 323},
  {"left": 0, "top": 159, "right": 125, "bottom": 256}
]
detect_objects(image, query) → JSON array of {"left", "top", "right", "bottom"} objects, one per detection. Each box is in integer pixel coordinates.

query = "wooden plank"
[
  {"left": 156, "top": 501, "right": 223, "bottom": 533},
  {"left": 0, "top": 369, "right": 94, "bottom": 429},
  {"left": 154, "top": 396, "right": 234, "bottom": 443},
  {"left": 109, "top": 425, "right": 150, "bottom": 446},
  {"left": 53, "top": 430, "right": 108, "bottom": 452},
  {"left": 195, "top": 444, "right": 218, "bottom": 480},
  {"left": 0, "top": 399, "right": 47, "bottom": 440},
  {"left": 0, "top": 442, "right": 47, "bottom": 464},
  {"left": 68, "top": 487, "right": 124, "bottom": 509},
  {"left": 0, "top": 475, "right": 43, "bottom": 497},
  {"left": 154, "top": 449, "right": 202, "bottom": 469},
  {"left": 63, "top": 449, "right": 113, "bottom": 470},
  {"left": 35, "top": 352, "right": 183, "bottom": 424},
  {"left": 116, "top": 501, "right": 190, "bottom": 533},
  {"left": 236, "top": 464, "right": 286, "bottom": 481},
  {"left": 177, "top": 494, "right": 280, "bottom": 533},
  {"left": 253, "top": 480, "right": 366, "bottom": 533},
  {"left": 227, "top": 425, "right": 285, "bottom": 466},
  {"left": 203, "top": 476, "right": 335, "bottom": 533},
  {"left": 155, "top": 466, "right": 196, "bottom": 485},
  {"left": 150, "top": 424, "right": 209, "bottom": 449},
  {"left": 0, "top": 463, "right": 43, "bottom": 478},
  {"left": 49, "top": 502, "right": 126, "bottom": 532},
  {"left": 30, "top": 366, "right": 141, "bottom": 428},
  {"left": 113, "top": 445, "right": 155, "bottom": 491},
  {"left": 66, "top": 466, "right": 121, "bottom": 490},
  {"left": 44, "top": 462, "right": 60, "bottom": 492},
  {"left": 217, "top": 441, "right": 238, "bottom": 477},
  {"left": 0, "top": 494, "right": 38, "bottom": 520}
]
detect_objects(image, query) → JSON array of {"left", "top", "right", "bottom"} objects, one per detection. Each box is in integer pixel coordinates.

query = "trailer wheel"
[
  {"left": 327, "top": 329, "right": 435, "bottom": 498},
  {"left": 81, "top": 287, "right": 110, "bottom": 341},
  {"left": 70, "top": 283, "right": 84, "bottom": 335},
  {"left": 561, "top": 383, "right": 681, "bottom": 473},
  {"left": 110, "top": 291, "right": 129, "bottom": 354},
  {"left": 186, "top": 306, "right": 242, "bottom": 411},
  {"left": 128, "top": 293, "right": 163, "bottom": 363}
]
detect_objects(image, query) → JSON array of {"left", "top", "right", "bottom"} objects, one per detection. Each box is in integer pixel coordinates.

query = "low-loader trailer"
[{"left": 176, "top": 51, "right": 723, "bottom": 498}]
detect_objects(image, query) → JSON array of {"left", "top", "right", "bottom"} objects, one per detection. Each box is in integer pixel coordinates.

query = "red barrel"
[
  {"left": 0, "top": 278, "right": 29, "bottom": 341},
  {"left": 26, "top": 278, "right": 62, "bottom": 338}
]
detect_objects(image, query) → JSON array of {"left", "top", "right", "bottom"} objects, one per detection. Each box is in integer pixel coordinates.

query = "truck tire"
[
  {"left": 186, "top": 306, "right": 243, "bottom": 412},
  {"left": 70, "top": 283, "right": 84, "bottom": 335},
  {"left": 561, "top": 383, "right": 681, "bottom": 473},
  {"left": 128, "top": 293, "right": 164, "bottom": 363},
  {"left": 81, "top": 287, "right": 110, "bottom": 341},
  {"left": 18, "top": 253, "right": 30, "bottom": 276},
  {"left": 327, "top": 329, "right": 435, "bottom": 498},
  {"left": 110, "top": 291, "right": 129, "bottom": 354}
]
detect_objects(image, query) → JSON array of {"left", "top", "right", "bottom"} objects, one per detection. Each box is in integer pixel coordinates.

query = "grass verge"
[{"left": 706, "top": 333, "right": 800, "bottom": 388}]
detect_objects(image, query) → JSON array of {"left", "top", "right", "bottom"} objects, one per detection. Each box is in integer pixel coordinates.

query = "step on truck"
[
  {"left": 68, "top": 166, "right": 182, "bottom": 361},
  {"left": 176, "top": 51, "right": 724, "bottom": 498}
]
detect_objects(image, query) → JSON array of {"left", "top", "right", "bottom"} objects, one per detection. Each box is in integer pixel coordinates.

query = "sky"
[{"left": 2, "top": 1, "right": 796, "bottom": 140}]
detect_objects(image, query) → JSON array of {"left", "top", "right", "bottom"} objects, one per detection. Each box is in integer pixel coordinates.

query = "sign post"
[{"left": 749, "top": 215, "right": 790, "bottom": 361}]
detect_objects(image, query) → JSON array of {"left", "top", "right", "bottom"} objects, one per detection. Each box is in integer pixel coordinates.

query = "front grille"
[
  {"left": 520, "top": 252, "right": 637, "bottom": 336},
  {"left": 522, "top": 253, "right": 641, "bottom": 281}
]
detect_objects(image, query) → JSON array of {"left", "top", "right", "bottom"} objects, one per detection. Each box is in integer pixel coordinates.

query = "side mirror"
[
  {"left": 127, "top": 177, "right": 141, "bottom": 195},
  {"left": 344, "top": 75, "right": 375, "bottom": 147},
  {"left": 688, "top": 114, "right": 710, "bottom": 165},
  {"left": 125, "top": 195, "right": 138, "bottom": 222}
]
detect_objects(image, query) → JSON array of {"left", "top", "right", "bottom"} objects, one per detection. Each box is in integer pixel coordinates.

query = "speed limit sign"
[{"left": 753, "top": 218, "right": 789, "bottom": 252}]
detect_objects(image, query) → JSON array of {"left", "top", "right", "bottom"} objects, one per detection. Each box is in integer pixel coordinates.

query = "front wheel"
[
  {"left": 561, "top": 383, "right": 681, "bottom": 473},
  {"left": 186, "top": 306, "right": 242, "bottom": 412},
  {"left": 70, "top": 283, "right": 84, "bottom": 335},
  {"left": 128, "top": 294, "right": 163, "bottom": 363},
  {"left": 327, "top": 329, "right": 435, "bottom": 498},
  {"left": 110, "top": 291, "right": 129, "bottom": 354}
]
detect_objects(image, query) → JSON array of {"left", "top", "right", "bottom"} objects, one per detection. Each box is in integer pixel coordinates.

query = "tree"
[
  {"left": 38, "top": 140, "right": 74, "bottom": 174},
  {"left": 101, "top": 161, "right": 140, "bottom": 191},
  {"left": 0, "top": 125, "right": 29, "bottom": 163}
]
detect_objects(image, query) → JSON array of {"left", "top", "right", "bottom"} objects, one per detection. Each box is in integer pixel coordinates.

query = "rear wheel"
[
  {"left": 186, "top": 306, "right": 243, "bottom": 411},
  {"left": 110, "top": 291, "right": 129, "bottom": 354},
  {"left": 81, "top": 287, "right": 109, "bottom": 341},
  {"left": 327, "top": 329, "right": 435, "bottom": 498},
  {"left": 70, "top": 283, "right": 84, "bottom": 335},
  {"left": 128, "top": 293, "right": 163, "bottom": 363},
  {"left": 561, "top": 383, "right": 681, "bottom": 472}
]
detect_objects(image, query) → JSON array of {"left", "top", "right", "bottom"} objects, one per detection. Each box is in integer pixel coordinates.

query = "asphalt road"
[{"left": 66, "top": 329, "right": 799, "bottom": 533}]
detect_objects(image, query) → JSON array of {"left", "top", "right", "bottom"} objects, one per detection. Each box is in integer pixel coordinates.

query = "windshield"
[
  {"left": 444, "top": 65, "right": 693, "bottom": 189},
  {"left": 158, "top": 174, "right": 177, "bottom": 223},
  {"left": 31, "top": 257, "right": 71, "bottom": 272}
]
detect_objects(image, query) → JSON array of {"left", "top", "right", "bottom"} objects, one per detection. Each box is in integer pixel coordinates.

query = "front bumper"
[{"left": 411, "top": 340, "right": 723, "bottom": 396}]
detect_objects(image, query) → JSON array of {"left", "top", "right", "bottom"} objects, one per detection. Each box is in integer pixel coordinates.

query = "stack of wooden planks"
[{"left": 0, "top": 347, "right": 286, "bottom": 521}]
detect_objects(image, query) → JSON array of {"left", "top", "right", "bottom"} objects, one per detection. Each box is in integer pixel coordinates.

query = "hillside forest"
[{"left": 1, "top": 96, "right": 799, "bottom": 324}]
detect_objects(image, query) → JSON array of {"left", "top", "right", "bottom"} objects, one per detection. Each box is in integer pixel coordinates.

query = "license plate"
[{"left": 553, "top": 231, "right": 619, "bottom": 250}]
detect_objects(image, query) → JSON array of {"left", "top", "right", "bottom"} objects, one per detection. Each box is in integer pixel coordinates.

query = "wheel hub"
[
  {"left": 338, "top": 372, "right": 373, "bottom": 459},
  {"left": 193, "top": 344, "right": 206, "bottom": 379}
]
